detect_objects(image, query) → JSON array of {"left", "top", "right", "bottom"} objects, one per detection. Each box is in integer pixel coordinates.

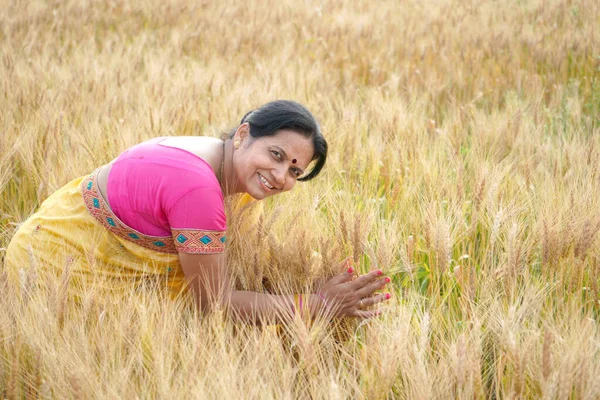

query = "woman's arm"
[
  {"left": 228, "top": 291, "right": 309, "bottom": 323},
  {"left": 178, "top": 252, "right": 390, "bottom": 324}
]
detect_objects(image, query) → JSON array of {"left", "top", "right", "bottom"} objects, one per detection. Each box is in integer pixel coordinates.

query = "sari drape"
[{"left": 5, "top": 172, "right": 187, "bottom": 301}]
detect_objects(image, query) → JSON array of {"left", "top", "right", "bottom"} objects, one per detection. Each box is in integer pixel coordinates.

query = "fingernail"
[
  {"left": 385, "top": 293, "right": 391, "bottom": 300},
  {"left": 347, "top": 267, "right": 354, "bottom": 274},
  {"left": 376, "top": 270, "right": 383, "bottom": 275},
  {"left": 384, "top": 277, "right": 391, "bottom": 283}
]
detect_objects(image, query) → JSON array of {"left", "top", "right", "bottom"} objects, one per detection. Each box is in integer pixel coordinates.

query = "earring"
[{"left": 234, "top": 140, "right": 241, "bottom": 149}]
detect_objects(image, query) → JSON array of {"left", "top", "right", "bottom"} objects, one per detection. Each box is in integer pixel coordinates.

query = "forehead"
[{"left": 258, "top": 130, "right": 314, "bottom": 165}]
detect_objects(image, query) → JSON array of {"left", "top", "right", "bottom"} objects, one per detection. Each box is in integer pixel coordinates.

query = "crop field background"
[{"left": 1, "top": 0, "right": 599, "bottom": 398}]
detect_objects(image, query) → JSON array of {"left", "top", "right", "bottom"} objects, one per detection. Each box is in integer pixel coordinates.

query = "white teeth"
[{"left": 259, "top": 173, "right": 274, "bottom": 189}]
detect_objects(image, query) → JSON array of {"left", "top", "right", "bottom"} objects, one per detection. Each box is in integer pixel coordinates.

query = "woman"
[{"left": 5, "top": 100, "right": 390, "bottom": 323}]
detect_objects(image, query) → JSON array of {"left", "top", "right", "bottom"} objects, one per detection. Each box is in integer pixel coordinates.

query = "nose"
[{"left": 272, "top": 166, "right": 286, "bottom": 186}]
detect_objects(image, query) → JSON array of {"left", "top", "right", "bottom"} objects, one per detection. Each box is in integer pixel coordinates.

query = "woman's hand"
[{"left": 316, "top": 258, "right": 391, "bottom": 319}]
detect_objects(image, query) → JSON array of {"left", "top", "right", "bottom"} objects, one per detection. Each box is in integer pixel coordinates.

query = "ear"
[{"left": 234, "top": 122, "right": 250, "bottom": 142}]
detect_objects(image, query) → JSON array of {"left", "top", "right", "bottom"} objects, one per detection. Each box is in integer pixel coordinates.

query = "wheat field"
[{"left": 1, "top": 0, "right": 599, "bottom": 398}]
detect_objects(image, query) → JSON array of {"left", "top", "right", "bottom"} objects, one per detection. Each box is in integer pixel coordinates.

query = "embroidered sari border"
[
  {"left": 81, "top": 169, "right": 226, "bottom": 255},
  {"left": 171, "top": 229, "right": 226, "bottom": 254}
]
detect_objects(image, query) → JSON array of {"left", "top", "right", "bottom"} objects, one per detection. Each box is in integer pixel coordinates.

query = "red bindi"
[{"left": 292, "top": 159, "right": 297, "bottom": 164}]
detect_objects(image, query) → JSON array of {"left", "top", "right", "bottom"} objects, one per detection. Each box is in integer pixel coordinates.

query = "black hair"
[{"left": 230, "top": 100, "right": 327, "bottom": 181}]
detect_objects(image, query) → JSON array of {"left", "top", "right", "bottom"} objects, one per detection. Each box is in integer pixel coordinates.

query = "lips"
[{"left": 258, "top": 172, "right": 277, "bottom": 191}]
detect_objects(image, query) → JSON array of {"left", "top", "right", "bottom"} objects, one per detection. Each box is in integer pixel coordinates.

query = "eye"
[
  {"left": 291, "top": 168, "right": 301, "bottom": 177},
  {"left": 270, "top": 150, "right": 282, "bottom": 160}
]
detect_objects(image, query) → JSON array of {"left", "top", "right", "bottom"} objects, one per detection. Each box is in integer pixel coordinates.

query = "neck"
[{"left": 220, "top": 139, "right": 239, "bottom": 197}]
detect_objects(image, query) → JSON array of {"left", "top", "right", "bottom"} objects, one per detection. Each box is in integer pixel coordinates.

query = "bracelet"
[
  {"left": 293, "top": 294, "right": 303, "bottom": 314},
  {"left": 293, "top": 294, "right": 298, "bottom": 314}
]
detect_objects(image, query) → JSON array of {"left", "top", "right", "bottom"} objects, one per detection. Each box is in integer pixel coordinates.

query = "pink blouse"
[{"left": 105, "top": 137, "right": 226, "bottom": 254}]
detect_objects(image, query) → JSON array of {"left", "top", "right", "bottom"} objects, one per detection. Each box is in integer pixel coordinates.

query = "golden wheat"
[{"left": 1, "top": 0, "right": 599, "bottom": 398}]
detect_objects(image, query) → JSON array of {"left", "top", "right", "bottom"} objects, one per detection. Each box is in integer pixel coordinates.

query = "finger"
[
  {"left": 328, "top": 260, "right": 355, "bottom": 285},
  {"left": 351, "top": 309, "right": 382, "bottom": 319},
  {"left": 359, "top": 293, "right": 391, "bottom": 308},
  {"left": 336, "top": 256, "right": 353, "bottom": 272},
  {"left": 315, "top": 257, "right": 354, "bottom": 287},
  {"left": 326, "top": 269, "right": 354, "bottom": 285},
  {"left": 316, "top": 257, "right": 354, "bottom": 287},
  {"left": 348, "top": 269, "right": 384, "bottom": 290},
  {"left": 356, "top": 276, "right": 390, "bottom": 298}
]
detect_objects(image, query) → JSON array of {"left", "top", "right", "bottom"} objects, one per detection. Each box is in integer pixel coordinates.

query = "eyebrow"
[{"left": 274, "top": 146, "right": 305, "bottom": 174}]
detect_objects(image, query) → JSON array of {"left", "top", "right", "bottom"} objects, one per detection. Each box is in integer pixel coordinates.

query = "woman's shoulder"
[
  {"left": 116, "top": 136, "right": 222, "bottom": 183},
  {"left": 154, "top": 136, "right": 223, "bottom": 174}
]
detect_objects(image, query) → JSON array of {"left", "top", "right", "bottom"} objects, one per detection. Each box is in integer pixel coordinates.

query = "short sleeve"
[{"left": 166, "top": 186, "right": 227, "bottom": 254}]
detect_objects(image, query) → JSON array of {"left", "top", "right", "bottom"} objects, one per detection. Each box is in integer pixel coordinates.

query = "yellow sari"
[{"left": 4, "top": 170, "right": 253, "bottom": 302}]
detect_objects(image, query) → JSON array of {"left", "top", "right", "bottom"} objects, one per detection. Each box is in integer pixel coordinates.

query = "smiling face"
[{"left": 231, "top": 125, "right": 315, "bottom": 200}]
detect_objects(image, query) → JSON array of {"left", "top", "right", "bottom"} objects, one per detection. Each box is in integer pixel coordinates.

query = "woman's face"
[{"left": 232, "top": 125, "right": 315, "bottom": 200}]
